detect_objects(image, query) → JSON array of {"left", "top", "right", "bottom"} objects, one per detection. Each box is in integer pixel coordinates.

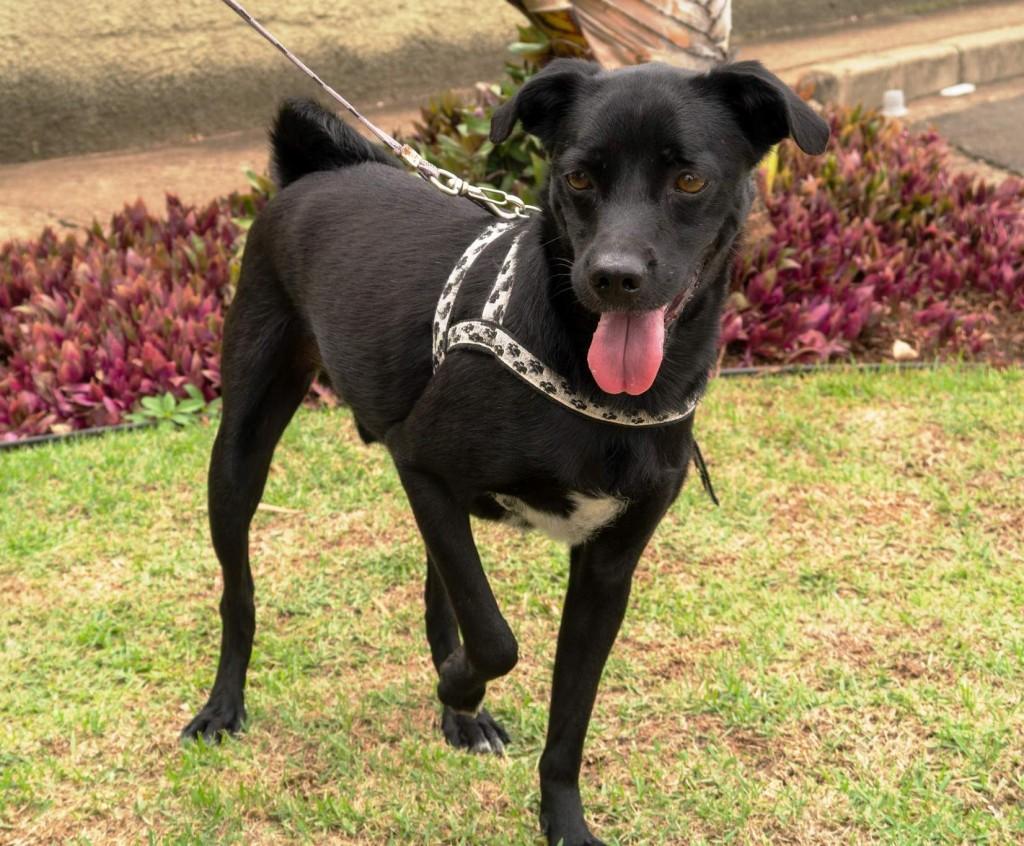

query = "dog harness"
[
  {"left": 431, "top": 221, "right": 719, "bottom": 505},
  {"left": 432, "top": 222, "right": 705, "bottom": 428}
]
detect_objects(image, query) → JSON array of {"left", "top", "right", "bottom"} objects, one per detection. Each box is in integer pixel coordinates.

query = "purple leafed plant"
[
  {"left": 1, "top": 108, "right": 1022, "bottom": 441},
  {"left": 724, "top": 107, "right": 1024, "bottom": 364},
  {"left": 0, "top": 193, "right": 265, "bottom": 440}
]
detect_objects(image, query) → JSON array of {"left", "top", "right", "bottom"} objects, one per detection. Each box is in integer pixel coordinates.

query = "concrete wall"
[
  {"left": 0, "top": 0, "right": 523, "bottom": 162},
  {"left": 0, "top": 0, "right": 1002, "bottom": 163},
  {"left": 733, "top": 0, "right": 997, "bottom": 41}
]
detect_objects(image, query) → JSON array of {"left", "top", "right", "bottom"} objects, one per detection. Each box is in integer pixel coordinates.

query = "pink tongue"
[{"left": 587, "top": 307, "right": 667, "bottom": 395}]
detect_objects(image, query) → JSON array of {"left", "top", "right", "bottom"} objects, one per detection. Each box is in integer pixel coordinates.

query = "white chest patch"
[{"left": 493, "top": 491, "right": 627, "bottom": 546}]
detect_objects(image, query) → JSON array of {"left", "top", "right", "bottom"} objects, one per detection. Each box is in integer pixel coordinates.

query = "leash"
[
  {"left": 691, "top": 440, "right": 719, "bottom": 506},
  {"left": 220, "top": 0, "right": 538, "bottom": 220},
  {"left": 220, "top": 0, "right": 718, "bottom": 504}
]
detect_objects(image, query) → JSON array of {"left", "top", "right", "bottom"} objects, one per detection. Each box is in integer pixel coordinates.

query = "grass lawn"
[{"left": 1, "top": 366, "right": 1022, "bottom": 845}]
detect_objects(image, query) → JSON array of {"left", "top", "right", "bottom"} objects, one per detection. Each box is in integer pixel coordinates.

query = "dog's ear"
[
  {"left": 698, "top": 60, "right": 830, "bottom": 158},
  {"left": 490, "top": 59, "right": 601, "bottom": 147}
]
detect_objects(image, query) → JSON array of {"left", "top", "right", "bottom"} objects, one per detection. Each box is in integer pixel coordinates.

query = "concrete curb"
[
  {"left": 946, "top": 24, "right": 1024, "bottom": 85},
  {"left": 798, "top": 24, "right": 1024, "bottom": 107}
]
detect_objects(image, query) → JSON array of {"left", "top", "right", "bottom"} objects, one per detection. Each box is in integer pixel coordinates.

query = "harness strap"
[
  {"left": 447, "top": 319, "right": 701, "bottom": 427},
  {"left": 432, "top": 222, "right": 515, "bottom": 369},
  {"left": 480, "top": 232, "right": 527, "bottom": 323}
]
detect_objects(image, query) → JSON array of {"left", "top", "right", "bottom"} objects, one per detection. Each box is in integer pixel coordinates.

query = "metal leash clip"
[
  {"left": 402, "top": 144, "right": 539, "bottom": 220},
  {"left": 430, "top": 172, "right": 541, "bottom": 220},
  {"left": 465, "top": 184, "right": 541, "bottom": 221}
]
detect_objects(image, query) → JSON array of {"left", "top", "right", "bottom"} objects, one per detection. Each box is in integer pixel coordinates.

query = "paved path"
[
  {"left": 926, "top": 93, "right": 1024, "bottom": 174},
  {"left": 0, "top": 106, "right": 420, "bottom": 243}
]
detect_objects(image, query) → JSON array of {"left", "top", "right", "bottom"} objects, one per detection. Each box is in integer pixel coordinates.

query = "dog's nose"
[{"left": 588, "top": 254, "right": 648, "bottom": 306}]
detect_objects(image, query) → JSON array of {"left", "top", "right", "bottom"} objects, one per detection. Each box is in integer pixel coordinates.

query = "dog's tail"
[{"left": 269, "top": 98, "right": 399, "bottom": 189}]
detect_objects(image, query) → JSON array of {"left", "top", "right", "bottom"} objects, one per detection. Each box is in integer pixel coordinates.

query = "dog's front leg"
[
  {"left": 539, "top": 490, "right": 672, "bottom": 846},
  {"left": 397, "top": 463, "right": 517, "bottom": 754}
]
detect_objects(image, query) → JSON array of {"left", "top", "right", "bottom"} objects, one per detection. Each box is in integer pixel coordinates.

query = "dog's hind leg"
[
  {"left": 425, "top": 555, "right": 510, "bottom": 753},
  {"left": 181, "top": 264, "right": 313, "bottom": 743}
]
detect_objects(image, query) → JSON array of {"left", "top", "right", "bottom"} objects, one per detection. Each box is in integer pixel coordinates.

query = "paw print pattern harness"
[{"left": 432, "top": 222, "right": 703, "bottom": 428}]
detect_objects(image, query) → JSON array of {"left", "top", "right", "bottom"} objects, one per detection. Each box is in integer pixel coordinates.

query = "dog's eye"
[
  {"left": 565, "top": 171, "right": 592, "bottom": 190},
  {"left": 675, "top": 173, "right": 707, "bottom": 194}
]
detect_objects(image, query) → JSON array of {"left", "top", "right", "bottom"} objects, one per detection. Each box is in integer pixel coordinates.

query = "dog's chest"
[{"left": 493, "top": 491, "right": 626, "bottom": 545}]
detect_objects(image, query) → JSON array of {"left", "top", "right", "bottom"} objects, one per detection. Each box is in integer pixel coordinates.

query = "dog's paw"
[
  {"left": 180, "top": 698, "right": 246, "bottom": 744},
  {"left": 540, "top": 795, "right": 606, "bottom": 846},
  {"left": 440, "top": 706, "right": 509, "bottom": 755},
  {"left": 540, "top": 815, "right": 607, "bottom": 846}
]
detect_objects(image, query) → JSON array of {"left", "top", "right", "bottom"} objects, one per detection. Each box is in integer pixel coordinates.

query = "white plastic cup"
[{"left": 881, "top": 89, "right": 908, "bottom": 118}]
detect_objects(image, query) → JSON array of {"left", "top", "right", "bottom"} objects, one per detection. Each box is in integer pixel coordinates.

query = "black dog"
[{"left": 182, "top": 58, "right": 828, "bottom": 845}]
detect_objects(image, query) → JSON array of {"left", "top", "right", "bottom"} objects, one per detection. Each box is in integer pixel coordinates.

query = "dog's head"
[{"left": 490, "top": 59, "right": 829, "bottom": 395}]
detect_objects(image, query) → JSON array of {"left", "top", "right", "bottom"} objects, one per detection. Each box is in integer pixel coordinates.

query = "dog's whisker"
[{"left": 538, "top": 233, "right": 569, "bottom": 251}]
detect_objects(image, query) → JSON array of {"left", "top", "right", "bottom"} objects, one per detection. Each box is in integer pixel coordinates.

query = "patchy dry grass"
[{"left": 1, "top": 366, "right": 1022, "bottom": 845}]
